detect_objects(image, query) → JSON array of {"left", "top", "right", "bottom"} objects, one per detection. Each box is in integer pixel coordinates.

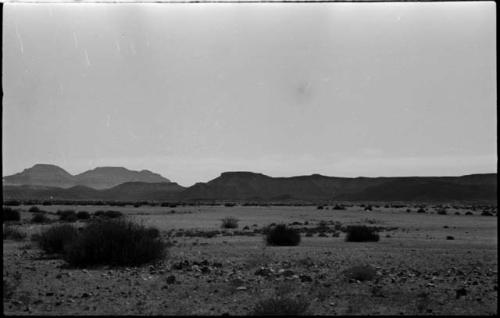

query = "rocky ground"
[{"left": 3, "top": 204, "right": 498, "bottom": 315}]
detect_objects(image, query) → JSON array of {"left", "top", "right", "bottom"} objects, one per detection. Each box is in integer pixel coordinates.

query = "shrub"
[
  {"left": 251, "top": 296, "right": 310, "bottom": 316},
  {"left": 481, "top": 211, "right": 493, "bottom": 216},
  {"left": 3, "top": 207, "right": 21, "bottom": 222},
  {"left": 28, "top": 206, "right": 41, "bottom": 213},
  {"left": 104, "top": 210, "right": 124, "bottom": 218},
  {"left": 58, "top": 210, "right": 77, "bottom": 222},
  {"left": 417, "top": 208, "right": 426, "bottom": 213},
  {"left": 42, "top": 201, "right": 52, "bottom": 206},
  {"left": 265, "top": 224, "right": 301, "bottom": 246},
  {"left": 3, "top": 226, "right": 27, "bottom": 241},
  {"left": 364, "top": 205, "right": 373, "bottom": 211},
  {"left": 333, "top": 204, "right": 346, "bottom": 210},
  {"left": 437, "top": 209, "right": 447, "bottom": 215},
  {"left": 38, "top": 224, "right": 79, "bottom": 254},
  {"left": 221, "top": 217, "right": 239, "bottom": 229},
  {"left": 76, "top": 211, "right": 91, "bottom": 220},
  {"left": 317, "top": 220, "right": 329, "bottom": 231},
  {"left": 31, "top": 213, "right": 50, "bottom": 223},
  {"left": 3, "top": 200, "right": 21, "bottom": 206},
  {"left": 345, "top": 225, "right": 380, "bottom": 242},
  {"left": 63, "top": 219, "right": 167, "bottom": 266},
  {"left": 446, "top": 236, "right": 455, "bottom": 240},
  {"left": 343, "top": 265, "right": 377, "bottom": 282},
  {"left": 224, "top": 203, "right": 236, "bottom": 207},
  {"left": 465, "top": 211, "right": 473, "bottom": 216},
  {"left": 316, "top": 206, "right": 324, "bottom": 210}
]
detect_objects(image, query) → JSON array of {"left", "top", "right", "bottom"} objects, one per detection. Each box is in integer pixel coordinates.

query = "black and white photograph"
[{"left": 2, "top": 1, "right": 497, "bottom": 315}]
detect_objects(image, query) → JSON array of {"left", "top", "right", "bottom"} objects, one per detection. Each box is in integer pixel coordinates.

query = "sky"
[{"left": 2, "top": 2, "right": 497, "bottom": 187}]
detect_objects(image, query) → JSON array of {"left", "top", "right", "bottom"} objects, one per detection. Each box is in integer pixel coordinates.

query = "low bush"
[
  {"left": 221, "top": 217, "right": 239, "bottom": 229},
  {"left": 481, "top": 211, "right": 493, "bottom": 216},
  {"left": 31, "top": 213, "right": 50, "bottom": 223},
  {"left": 437, "top": 209, "right": 447, "bottom": 215},
  {"left": 3, "top": 200, "right": 21, "bottom": 206},
  {"left": 76, "top": 211, "right": 91, "bottom": 220},
  {"left": 58, "top": 210, "right": 77, "bottom": 222},
  {"left": 28, "top": 206, "right": 41, "bottom": 213},
  {"left": 3, "top": 207, "right": 21, "bottom": 222},
  {"left": 38, "top": 224, "right": 79, "bottom": 254},
  {"left": 251, "top": 296, "right": 310, "bottom": 316},
  {"left": 417, "top": 208, "right": 426, "bottom": 213},
  {"left": 332, "top": 204, "right": 346, "bottom": 210},
  {"left": 63, "top": 219, "right": 167, "bottom": 266},
  {"left": 446, "top": 236, "right": 455, "bottom": 240},
  {"left": 265, "top": 224, "right": 301, "bottom": 246},
  {"left": 3, "top": 226, "right": 27, "bottom": 241},
  {"left": 364, "top": 205, "right": 373, "bottom": 211},
  {"left": 345, "top": 225, "right": 380, "bottom": 242},
  {"left": 343, "top": 265, "right": 377, "bottom": 282},
  {"left": 94, "top": 210, "right": 123, "bottom": 219}
]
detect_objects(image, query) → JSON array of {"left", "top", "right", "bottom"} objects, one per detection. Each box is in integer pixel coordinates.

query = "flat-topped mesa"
[{"left": 3, "top": 164, "right": 174, "bottom": 190}]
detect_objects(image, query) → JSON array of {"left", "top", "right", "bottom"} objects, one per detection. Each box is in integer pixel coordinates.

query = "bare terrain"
[{"left": 3, "top": 203, "right": 497, "bottom": 315}]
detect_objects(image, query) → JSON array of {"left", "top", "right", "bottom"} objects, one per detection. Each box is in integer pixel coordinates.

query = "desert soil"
[{"left": 3, "top": 204, "right": 498, "bottom": 315}]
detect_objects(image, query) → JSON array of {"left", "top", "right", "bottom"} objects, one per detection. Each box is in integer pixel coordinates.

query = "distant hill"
[
  {"left": 3, "top": 164, "right": 172, "bottom": 190},
  {"left": 2, "top": 168, "right": 497, "bottom": 203},
  {"left": 74, "top": 167, "right": 170, "bottom": 189},
  {"left": 179, "top": 171, "right": 497, "bottom": 203},
  {"left": 3, "top": 164, "right": 76, "bottom": 188},
  {"left": 3, "top": 182, "right": 184, "bottom": 201}
]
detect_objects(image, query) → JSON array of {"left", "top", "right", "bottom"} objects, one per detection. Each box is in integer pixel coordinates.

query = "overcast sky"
[{"left": 2, "top": 2, "right": 496, "bottom": 187}]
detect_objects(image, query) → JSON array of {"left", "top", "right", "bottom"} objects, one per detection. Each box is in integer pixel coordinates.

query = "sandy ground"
[{"left": 3, "top": 204, "right": 497, "bottom": 315}]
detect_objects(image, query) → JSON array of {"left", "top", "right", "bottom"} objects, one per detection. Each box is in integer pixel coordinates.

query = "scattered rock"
[
  {"left": 299, "top": 274, "right": 313, "bottom": 282},
  {"left": 456, "top": 287, "right": 467, "bottom": 299},
  {"left": 255, "top": 267, "right": 273, "bottom": 277}
]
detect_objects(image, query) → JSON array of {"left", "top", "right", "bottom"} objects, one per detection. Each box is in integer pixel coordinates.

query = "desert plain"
[{"left": 3, "top": 203, "right": 498, "bottom": 315}]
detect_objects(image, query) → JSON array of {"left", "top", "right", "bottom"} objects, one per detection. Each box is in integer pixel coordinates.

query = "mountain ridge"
[
  {"left": 2, "top": 167, "right": 497, "bottom": 203},
  {"left": 3, "top": 164, "right": 172, "bottom": 190}
]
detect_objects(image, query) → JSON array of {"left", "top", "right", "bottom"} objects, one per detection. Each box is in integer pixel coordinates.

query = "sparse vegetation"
[
  {"left": 38, "top": 224, "right": 79, "bottom": 254},
  {"left": 76, "top": 211, "right": 91, "bottom": 220},
  {"left": 265, "top": 224, "right": 301, "bottom": 246},
  {"left": 3, "top": 207, "right": 21, "bottom": 222},
  {"left": 437, "top": 209, "right": 447, "bottom": 215},
  {"left": 3, "top": 225, "right": 27, "bottom": 241},
  {"left": 221, "top": 217, "right": 239, "bottom": 229},
  {"left": 345, "top": 225, "right": 380, "bottom": 242},
  {"left": 63, "top": 219, "right": 167, "bottom": 266},
  {"left": 58, "top": 210, "right": 78, "bottom": 222},
  {"left": 31, "top": 213, "right": 50, "bottom": 223}
]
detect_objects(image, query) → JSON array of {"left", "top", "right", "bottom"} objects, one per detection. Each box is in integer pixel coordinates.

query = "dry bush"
[
  {"left": 3, "top": 207, "right": 21, "bottom": 222},
  {"left": 28, "top": 206, "right": 41, "bottom": 213},
  {"left": 221, "top": 217, "right": 239, "bottom": 229},
  {"left": 38, "top": 224, "right": 79, "bottom": 254},
  {"left": 265, "top": 224, "right": 301, "bottom": 246},
  {"left": 58, "top": 210, "right": 78, "bottom": 222},
  {"left": 345, "top": 225, "right": 380, "bottom": 242},
  {"left": 63, "top": 219, "right": 167, "bottom": 267},
  {"left": 31, "top": 213, "right": 50, "bottom": 223},
  {"left": 3, "top": 225, "right": 27, "bottom": 241},
  {"left": 76, "top": 211, "right": 91, "bottom": 220}
]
